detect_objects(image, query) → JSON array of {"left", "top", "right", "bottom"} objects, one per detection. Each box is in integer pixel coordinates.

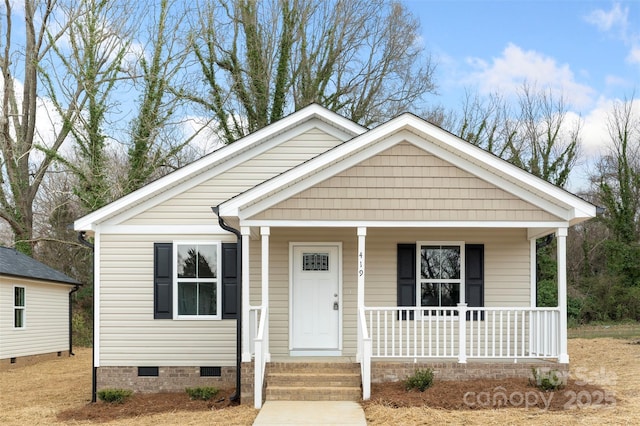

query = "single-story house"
[
  {"left": 0, "top": 246, "right": 81, "bottom": 368},
  {"left": 74, "top": 104, "right": 596, "bottom": 407}
]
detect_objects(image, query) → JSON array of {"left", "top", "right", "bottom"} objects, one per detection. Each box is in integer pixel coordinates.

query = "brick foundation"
[
  {"left": 0, "top": 350, "right": 70, "bottom": 370},
  {"left": 97, "top": 365, "right": 236, "bottom": 393},
  {"left": 371, "top": 360, "right": 569, "bottom": 383},
  {"left": 241, "top": 361, "right": 255, "bottom": 406}
]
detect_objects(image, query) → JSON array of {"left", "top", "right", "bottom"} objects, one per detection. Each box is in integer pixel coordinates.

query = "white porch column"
[
  {"left": 557, "top": 227, "right": 569, "bottom": 363},
  {"left": 530, "top": 238, "right": 537, "bottom": 307},
  {"left": 241, "top": 227, "right": 251, "bottom": 362},
  {"left": 357, "top": 227, "right": 366, "bottom": 361},
  {"left": 457, "top": 303, "right": 467, "bottom": 363},
  {"left": 261, "top": 227, "right": 270, "bottom": 361}
]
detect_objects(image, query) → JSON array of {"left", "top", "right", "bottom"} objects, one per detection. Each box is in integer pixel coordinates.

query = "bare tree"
[
  {"left": 185, "top": 0, "right": 436, "bottom": 144},
  {"left": 0, "top": 0, "right": 82, "bottom": 254},
  {"left": 44, "top": 0, "right": 133, "bottom": 212},
  {"left": 594, "top": 96, "right": 640, "bottom": 243},
  {"left": 453, "top": 91, "right": 514, "bottom": 160},
  {"left": 512, "top": 85, "right": 580, "bottom": 188},
  {"left": 124, "top": 0, "right": 196, "bottom": 194},
  {"left": 451, "top": 84, "right": 581, "bottom": 188}
]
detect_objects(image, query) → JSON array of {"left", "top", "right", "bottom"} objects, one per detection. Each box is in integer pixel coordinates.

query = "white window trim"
[
  {"left": 416, "top": 241, "right": 466, "bottom": 310},
  {"left": 13, "top": 285, "right": 26, "bottom": 329},
  {"left": 172, "top": 241, "right": 222, "bottom": 320}
]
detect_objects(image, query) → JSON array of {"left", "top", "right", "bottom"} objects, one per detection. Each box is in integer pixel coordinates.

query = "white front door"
[{"left": 290, "top": 244, "right": 341, "bottom": 354}]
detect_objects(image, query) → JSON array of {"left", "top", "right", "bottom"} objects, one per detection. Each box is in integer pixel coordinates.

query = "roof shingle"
[{"left": 0, "top": 247, "right": 81, "bottom": 285}]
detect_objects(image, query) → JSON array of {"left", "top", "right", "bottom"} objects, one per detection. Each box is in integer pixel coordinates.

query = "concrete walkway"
[{"left": 252, "top": 401, "right": 367, "bottom": 425}]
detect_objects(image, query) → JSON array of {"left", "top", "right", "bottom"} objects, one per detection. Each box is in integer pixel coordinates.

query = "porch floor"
[
  {"left": 269, "top": 356, "right": 357, "bottom": 363},
  {"left": 269, "top": 356, "right": 560, "bottom": 364}
]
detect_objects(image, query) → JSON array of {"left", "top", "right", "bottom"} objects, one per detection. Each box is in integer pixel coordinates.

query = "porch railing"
[
  {"left": 253, "top": 305, "right": 269, "bottom": 409},
  {"left": 362, "top": 305, "right": 560, "bottom": 361}
]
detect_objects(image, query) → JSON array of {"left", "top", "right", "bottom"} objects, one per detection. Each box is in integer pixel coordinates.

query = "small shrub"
[
  {"left": 97, "top": 388, "right": 133, "bottom": 404},
  {"left": 405, "top": 368, "right": 434, "bottom": 392},
  {"left": 185, "top": 386, "right": 219, "bottom": 401},
  {"left": 529, "top": 368, "right": 565, "bottom": 391}
]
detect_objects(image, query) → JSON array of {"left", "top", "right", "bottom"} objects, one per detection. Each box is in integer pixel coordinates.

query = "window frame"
[
  {"left": 172, "top": 241, "right": 222, "bottom": 320},
  {"left": 416, "top": 241, "right": 465, "bottom": 313},
  {"left": 13, "top": 286, "right": 26, "bottom": 329}
]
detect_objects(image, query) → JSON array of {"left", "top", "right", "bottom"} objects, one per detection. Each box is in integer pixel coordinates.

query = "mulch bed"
[
  {"left": 365, "top": 377, "right": 615, "bottom": 411},
  {"left": 57, "top": 378, "right": 615, "bottom": 422},
  {"left": 57, "top": 388, "right": 238, "bottom": 423}
]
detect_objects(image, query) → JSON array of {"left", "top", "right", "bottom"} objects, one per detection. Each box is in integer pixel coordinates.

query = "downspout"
[
  {"left": 211, "top": 206, "right": 242, "bottom": 403},
  {"left": 68, "top": 283, "right": 81, "bottom": 356},
  {"left": 78, "top": 231, "right": 97, "bottom": 403}
]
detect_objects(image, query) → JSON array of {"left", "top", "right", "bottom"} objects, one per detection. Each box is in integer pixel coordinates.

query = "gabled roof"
[
  {"left": 74, "top": 104, "right": 367, "bottom": 231},
  {"left": 0, "top": 247, "right": 81, "bottom": 285},
  {"left": 218, "top": 112, "right": 596, "bottom": 226}
]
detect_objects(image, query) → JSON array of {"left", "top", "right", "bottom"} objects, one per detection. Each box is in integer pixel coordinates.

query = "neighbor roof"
[{"left": 0, "top": 247, "right": 81, "bottom": 285}]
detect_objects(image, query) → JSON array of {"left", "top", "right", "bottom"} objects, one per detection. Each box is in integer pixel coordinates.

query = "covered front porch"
[{"left": 239, "top": 225, "right": 571, "bottom": 408}]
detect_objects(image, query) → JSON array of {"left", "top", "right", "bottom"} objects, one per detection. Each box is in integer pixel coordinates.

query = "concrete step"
[
  {"left": 267, "top": 362, "right": 360, "bottom": 374},
  {"left": 268, "top": 371, "right": 361, "bottom": 387},
  {"left": 265, "top": 385, "right": 362, "bottom": 401},
  {"left": 264, "top": 362, "right": 362, "bottom": 401}
]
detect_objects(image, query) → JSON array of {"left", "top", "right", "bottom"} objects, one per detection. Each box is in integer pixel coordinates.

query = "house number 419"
[{"left": 358, "top": 251, "right": 364, "bottom": 276}]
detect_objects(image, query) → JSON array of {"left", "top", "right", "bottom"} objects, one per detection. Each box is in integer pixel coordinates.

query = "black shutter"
[
  {"left": 397, "top": 244, "right": 416, "bottom": 320},
  {"left": 154, "top": 243, "right": 173, "bottom": 319},
  {"left": 465, "top": 244, "right": 484, "bottom": 320},
  {"left": 221, "top": 243, "right": 238, "bottom": 319}
]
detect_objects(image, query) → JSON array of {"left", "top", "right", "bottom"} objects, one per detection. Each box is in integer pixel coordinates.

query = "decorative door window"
[{"left": 302, "top": 253, "right": 329, "bottom": 271}]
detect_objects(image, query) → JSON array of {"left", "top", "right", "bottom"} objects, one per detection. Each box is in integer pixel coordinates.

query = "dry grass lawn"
[{"left": 1, "top": 331, "right": 638, "bottom": 425}]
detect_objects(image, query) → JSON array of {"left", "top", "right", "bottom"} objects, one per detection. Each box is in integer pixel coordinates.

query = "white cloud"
[
  {"left": 584, "top": 2, "right": 628, "bottom": 34},
  {"left": 465, "top": 43, "right": 595, "bottom": 110},
  {"left": 585, "top": 2, "right": 640, "bottom": 68},
  {"left": 605, "top": 74, "right": 631, "bottom": 88},
  {"left": 627, "top": 46, "right": 640, "bottom": 64},
  {"left": 581, "top": 100, "right": 614, "bottom": 157},
  {"left": 581, "top": 97, "right": 640, "bottom": 155}
]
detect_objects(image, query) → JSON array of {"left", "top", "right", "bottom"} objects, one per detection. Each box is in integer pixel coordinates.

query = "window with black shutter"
[
  {"left": 154, "top": 243, "right": 173, "bottom": 319},
  {"left": 221, "top": 243, "right": 238, "bottom": 319},
  {"left": 153, "top": 241, "right": 238, "bottom": 320},
  {"left": 396, "top": 243, "right": 484, "bottom": 319}
]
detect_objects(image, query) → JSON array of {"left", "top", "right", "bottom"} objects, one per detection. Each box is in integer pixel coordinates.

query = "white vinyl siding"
[
  {"left": 99, "top": 233, "right": 236, "bottom": 366},
  {"left": 0, "top": 278, "right": 69, "bottom": 360},
  {"left": 363, "top": 228, "right": 530, "bottom": 309},
  {"left": 245, "top": 227, "right": 530, "bottom": 357},
  {"left": 122, "top": 128, "right": 343, "bottom": 226}
]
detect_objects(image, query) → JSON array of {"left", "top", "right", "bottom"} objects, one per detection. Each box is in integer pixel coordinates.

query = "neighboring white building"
[
  {"left": 0, "top": 247, "right": 81, "bottom": 368},
  {"left": 75, "top": 104, "right": 596, "bottom": 407}
]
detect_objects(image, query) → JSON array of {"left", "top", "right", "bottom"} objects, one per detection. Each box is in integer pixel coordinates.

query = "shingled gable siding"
[
  {"left": 249, "top": 142, "right": 564, "bottom": 222},
  {"left": 122, "top": 127, "right": 344, "bottom": 226},
  {"left": 245, "top": 227, "right": 529, "bottom": 358},
  {"left": 0, "top": 277, "right": 69, "bottom": 360},
  {"left": 99, "top": 234, "right": 237, "bottom": 366}
]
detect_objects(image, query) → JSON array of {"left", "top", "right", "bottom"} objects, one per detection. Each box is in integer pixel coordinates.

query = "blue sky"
[{"left": 404, "top": 0, "right": 639, "bottom": 190}]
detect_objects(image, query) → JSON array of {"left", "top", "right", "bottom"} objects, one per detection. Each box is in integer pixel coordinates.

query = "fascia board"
[
  {"left": 74, "top": 105, "right": 365, "bottom": 231},
  {"left": 240, "top": 219, "right": 570, "bottom": 229},
  {"left": 223, "top": 113, "right": 596, "bottom": 222},
  {"left": 97, "top": 119, "right": 354, "bottom": 227},
  {"left": 231, "top": 114, "right": 580, "bottom": 220}
]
